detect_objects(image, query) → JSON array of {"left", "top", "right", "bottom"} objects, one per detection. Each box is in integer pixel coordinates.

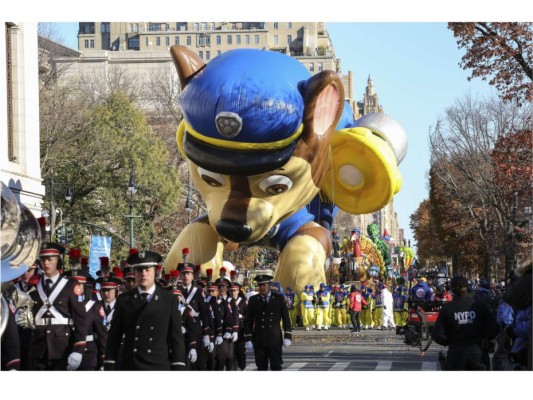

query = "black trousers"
[
  {"left": 445, "top": 344, "right": 486, "bottom": 370},
  {"left": 215, "top": 339, "right": 234, "bottom": 371},
  {"left": 253, "top": 344, "right": 283, "bottom": 371},
  {"left": 234, "top": 331, "right": 246, "bottom": 370},
  {"left": 350, "top": 310, "right": 361, "bottom": 331}
]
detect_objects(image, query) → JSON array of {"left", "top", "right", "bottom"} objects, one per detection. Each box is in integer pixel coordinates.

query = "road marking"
[
  {"left": 325, "top": 351, "right": 333, "bottom": 357},
  {"left": 329, "top": 362, "right": 350, "bottom": 371},
  {"left": 374, "top": 361, "right": 392, "bottom": 371},
  {"left": 421, "top": 361, "right": 436, "bottom": 371},
  {"left": 285, "top": 362, "right": 306, "bottom": 371}
]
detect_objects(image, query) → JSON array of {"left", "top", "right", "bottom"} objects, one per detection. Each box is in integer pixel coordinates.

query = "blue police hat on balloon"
[{"left": 172, "top": 46, "right": 312, "bottom": 176}]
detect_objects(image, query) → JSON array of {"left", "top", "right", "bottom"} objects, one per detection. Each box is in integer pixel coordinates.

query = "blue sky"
[{"left": 49, "top": 21, "right": 497, "bottom": 249}]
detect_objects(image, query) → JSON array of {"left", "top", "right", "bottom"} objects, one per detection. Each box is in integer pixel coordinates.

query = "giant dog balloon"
[{"left": 164, "top": 46, "right": 407, "bottom": 294}]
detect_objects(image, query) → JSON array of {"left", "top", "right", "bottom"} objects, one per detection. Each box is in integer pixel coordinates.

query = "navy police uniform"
[
  {"left": 244, "top": 273, "right": 292, "bottom": 371},
  {"left": 432, "top": 276, "right": 498, "bottom": 370}
]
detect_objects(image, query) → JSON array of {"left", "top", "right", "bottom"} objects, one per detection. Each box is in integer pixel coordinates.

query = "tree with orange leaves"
[{"left": 448, "top": 23, "right": 532, "bottom": 105}]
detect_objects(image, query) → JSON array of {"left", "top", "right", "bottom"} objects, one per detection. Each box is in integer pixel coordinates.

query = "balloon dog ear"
[{"left": 170, "top": 45, "right": 206, "bottom": 89}]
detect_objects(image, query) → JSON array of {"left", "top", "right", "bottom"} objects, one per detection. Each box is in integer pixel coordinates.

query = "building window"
[
  {"left": 177, "top": 22, "right": 187, "bottom": 31},
  {"left": 205, "top": 35, "right": 211, "bottom": 46},
  {"left": 199, "top": 50, "right": 203, "bottom": 59},
  {"left": 274, "top": 35, "right": 278, "bottom": 45},
  {"left": 318, "top": 62, "right": 323, "bottom": 72},
  {"left": 245, "top": 35, "right": 250, "bottom": 44},
  {"left": 254, "top": 35, "right": 259, "bottom": 44},
  {"left": 165, "top": 36, "right": 170, "bottom": 46},
  {"left": 236, "top": 35, "right": 241, "bottom": 44},
  {"left": 175, "top": 36, "right": 179, "bottom": 45},
  {"left": 148, "top": 23, "right": 162, "bottom": 32},
  {"left": 287, "top": 22, "right": 292, "bottom": 28},
  {"left": 194, "top": 23, "right": 199, "bottom": 31},
  {"left": 273, "top": 22, "right": 278, "bottom": 29},
  {"left": 187, "top": 36, "right": 192, "bottom": 45},
  {"left": 287, "top": 35, "right": 292, "bottom": 45},
  {"left": 309, "top": 63, "right": 314, "bottom": 72},
  {"left": 128, "top": 37, "right": 140, "bottom": 49},
  {"left": 231, "top": 23, "right": 236, "bottom": 30},
  {"left": 210, "top": 22, "right": 215, "bottom": 30},
  {"left": 84, "top": 39, "right": 89, "bottom": 48},
  {"left": 145, "top": 37, "right": 149, "bottom": 46},
  {"left": 201, "top": 22, "right": 207, "bottom": 30},
  {"left": 227, "top": 35, "right": 232, "bottom": 45},
  {"left": 129, "top": 23, "right": 138, "bottom": 33},
  {"left": 156, "top": 37, "right": 161, "bottom": 46},
  {"left": 206, "top": 51, "right": 211, "bottom": 60},
  {"left": 217, "top": 50, "right": 221, "bottom": 57},
  {"left": 101, "top": 22, "right": 110, "bottom": 33},
  {"left": 216, "top": 35, "right": 221, "bottom": 45},
  {"left": 198, "top": 35, "right": 205, "bottom": 46}
]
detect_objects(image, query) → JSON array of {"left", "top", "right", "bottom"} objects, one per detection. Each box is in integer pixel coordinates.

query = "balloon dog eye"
[
  {"left": 198, "top": 167, "right": 225, "bottom": 187},
  {"left": 258, "top": 175, "right": 293, "bottom": 195}
]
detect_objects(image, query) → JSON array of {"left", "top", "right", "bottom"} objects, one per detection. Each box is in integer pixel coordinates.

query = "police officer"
[
  {"left": 103, "top": 250, "right": 186, "bottom": 371},
  {"left": 26, "top": 242, "right": 88, "bottom": 370},
  {"left": 244, "top": 272, "right": 292, "bottom": 371},
  {"left": 432, "top": 276, "right": 499, "bottom": 370}
]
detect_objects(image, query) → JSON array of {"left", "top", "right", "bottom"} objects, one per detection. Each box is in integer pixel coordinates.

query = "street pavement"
[{"left": 243, "top": 325, "right": 448, "bottom": 371}]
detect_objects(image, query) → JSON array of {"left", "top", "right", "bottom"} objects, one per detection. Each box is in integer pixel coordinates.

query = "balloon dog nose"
[{"left": 215, "top": 219, "right": 253, "bottom": 242}]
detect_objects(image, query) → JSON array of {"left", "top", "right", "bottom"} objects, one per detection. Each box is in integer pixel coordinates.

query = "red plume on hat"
[
  {"left": 99, "top": 257, "right": 110, "bottom": 266},
  {"left": 206, "top": 268, "right": 213, "bottom": 276},
  {"left": 28, "top": 274, "right": 41, "bottom": 287},
  {"left": 157, "top": 265, "right": 162, "bottom": 271},
  {"left": 114, "top": 269, "right": 124, "bottom": 279},
  {"left": 81, "top": 257, "right": 89, "bottom": 266},
  {"left": 195, "top": 265, "right": 201, "bottom": 271},
  {"left": 220, "top": 267, "right": 226, "bottom": 274},
  {"left": 129, "top": 248, "right": 139, "bottom": 256},
  {"left": 164, "top": 273, "right": 171, "bottom": 280},
  {"left": 112, "top": 266, "right": 121, "bottom": 275},
  {"left": 182, "top": 247, "right": 190, "bottom": 255},
  {"left": 170, "top": 270, "right": 180, "bottom": 277},
  {"left": 69, "top": 248, "right": 81, "bottom": 258},
  {"left": 37, "top": 216, "right": 47, "bottom": 228},
  {"left": 230, "top": 270, "right": 237, "bottom": 277}
]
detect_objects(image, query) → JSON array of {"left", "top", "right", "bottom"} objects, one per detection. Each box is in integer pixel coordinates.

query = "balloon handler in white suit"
[{"left": 379, "top": 282, "right": 396, "bottom": 330}]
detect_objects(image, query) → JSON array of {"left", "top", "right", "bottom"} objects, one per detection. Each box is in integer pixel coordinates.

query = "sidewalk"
[{"left": 291, "top": 326, "right": 404, "bottom": 343}]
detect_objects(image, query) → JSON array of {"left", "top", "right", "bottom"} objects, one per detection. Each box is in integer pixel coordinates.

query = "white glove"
[
  {"left": 203, "top": 335, "right": 211, "bottom": 348},
  {"left": 245, "top": 341, "right": 253, "bottom": 352},
  {"left": 67, "top": 352, "right": 82, "bottom": 371},
  {"left": 215, "top": 335, "right": 223, "bottom": 345},
  {"left": 223, "top": 332, "right": 232, "bottom": 340},
  {"left": 232, "top": 331, "right": 239, "bottom": 342},
  {"left": 283, "top": 338, "right": 292, "bottom": 347},
  {"left": 207, "top": 342, "right": 215, "bottom": 353},
  {"left": 188, "top": 348, "right": 197, "bottom": 363}
]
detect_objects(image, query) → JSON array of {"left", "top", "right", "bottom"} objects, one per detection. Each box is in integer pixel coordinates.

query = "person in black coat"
[
  {"left": 27, "top": 243, "right": 88, "bottom": 371},
  {"left": 244, "top": 272, "right": 292, "bottom": 371},
  {"left": 103, "top": 251, "right": 186, "bottom": 371},
  {"left": 432, "top": 275, "right": 499, "bottom": 370}
]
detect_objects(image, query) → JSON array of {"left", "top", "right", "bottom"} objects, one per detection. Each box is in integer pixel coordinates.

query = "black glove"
[{"left": 171, "top": 364, "right": 186, "bottom": 371}]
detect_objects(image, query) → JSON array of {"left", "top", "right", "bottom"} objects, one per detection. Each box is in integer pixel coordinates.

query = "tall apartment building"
[{"left": 68, "top": 22, "right": 354, "bottom": 107}]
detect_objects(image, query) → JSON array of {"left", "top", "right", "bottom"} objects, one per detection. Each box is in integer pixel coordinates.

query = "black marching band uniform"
[
  {"left": 244, "top": 272, "right": 292, "bottom": 371},
  {"left": 231, "top": 282, "right": 249, "bottom": 370},
  {"left": 174, "top": 256, "right": 210, "bottom": 370},
  {"left": 27, "top": 243, "right": 89, "bottom": 370},
  {"left": 103, "top": 251, "right": 186, "bottom": 370}
]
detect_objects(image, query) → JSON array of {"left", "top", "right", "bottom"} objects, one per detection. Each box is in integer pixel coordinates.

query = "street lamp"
[
  {"left": 45, "top": 173, "right": 73, "bottom": 241},
  {"left": 125, "top": 166, "right": 142, "bottom": 249}
]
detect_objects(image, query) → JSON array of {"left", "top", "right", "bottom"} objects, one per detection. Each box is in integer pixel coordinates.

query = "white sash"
[
  {"left": 35, "top": 277, "right": 70, "bottom": 325},
  {"left": 85, "top": 300, "right": 95, "bottom": 312},
  {"left": 184, "top": 286, "right": 198, "bottom": 306}
]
